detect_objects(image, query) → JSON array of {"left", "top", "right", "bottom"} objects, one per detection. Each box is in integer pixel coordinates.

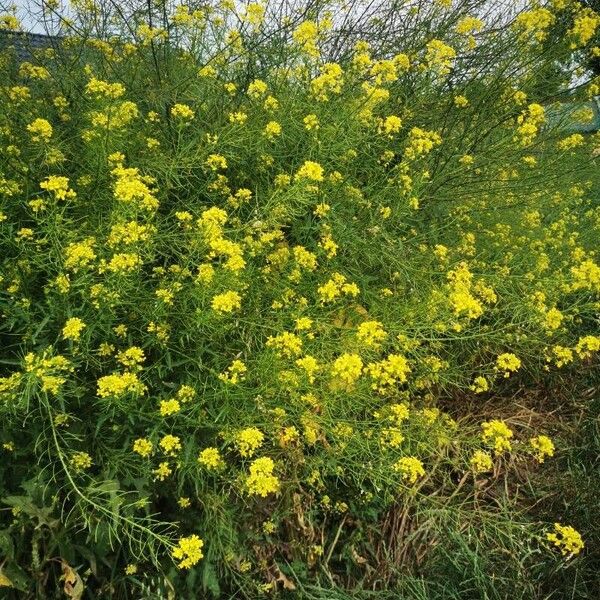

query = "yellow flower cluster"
[
  {"left": 171, "top": 103, "right": 195, "bottom": 120},
  {"left": 218, "top": 360, "right": 247, "bottom": 384},
  {"left": 357, "top": 320, "right": 387, "bottom": 348},
  {"left": 393, "top": 456, "right": 426, "bottom": 484},
  {"left": 331, "top": 353, "right": 363, "bottom": 385},
  {"left": 481, "top": 420, "right": 513, "bottom": 454},
  {"left": 112, "top": 165, "right": 159, "bottom": 211},
  {"left": 496, "top": 353, "right": 521, "bottom": 377},
  {"left": 85, "top": 77, "right": 125, "bottom": 99},
  {"left": 133, "top": 438, "right": 153, "bottom": 457},
  {"left": 62, "top": 317, "right": 86, "bottom": 341},
  {"left": 514, "top": 8, "right": 555, "bottom": 42},
  {"left": 97, "top": 372, "right": 147, "bottom": 398},
  {"left": 266, "top": 332, "right": 303, "bottom": 358},
  {"left": 235, "top": 427, "right": 264, "bottom": 457},
  {"left": 246, "top": 456, "right": 280, "bottom": 496},
  {"left": 569, "top": 8, "right": 600, "bottom": 48},
  {"left": 23, "top": 351, "right": 73, "bottom": 395},
  {"left": 367, "top": 354, "right": 411, "bottom": 393},
  {"left": 404, "top": 127, "right": 442, "bottom": 160},
  {"left": 546, "top": 523, "right": 584, "bottom": 556},
  {"left": 293, "top": 20, "right": 319, "bottom": 57},
  {"left": 172, "top": 534, "right": 204, "bottom": 568},
  {"left": 198, "top": 447, "right": 223, "bottom": 469},
  {"left": 424, "top": 39, "right": 456, "bottom": 75},
  {"left": 160, "top": 434, "right": 182, "bottom": 455},
  {"left": 311, "top": 63, "right": 344, "bottom": 101},
  {"left": 529, "top": 435, "right": 555, "bottom": 463},
  {"left": 211, "top": 290, "right": 242, "bottom": 313},
  {"left": 295, "top": 160, "right": 324, "bottom": 182},
  {"left": 70, "top": 451, "right": 92, "bottom": 471},
  {"left": 470, "top": 450, "right": 493, "bottom": 474},
  {"left": 515, "top": 103, "right": 545, "bottom": 146},
  {"left": 40, "top": 175, "right": 76, "bottom": 201},
  {"left": 27, "top": 118, "right": 53, "bottom": 142},
  {"left": 317, "top": 272, "right": 359, "bottom": 303}
]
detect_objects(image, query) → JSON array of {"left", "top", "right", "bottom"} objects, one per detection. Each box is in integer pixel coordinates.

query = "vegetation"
[{"left": 0, "top": 0, "right": 598, "bottom": 598}]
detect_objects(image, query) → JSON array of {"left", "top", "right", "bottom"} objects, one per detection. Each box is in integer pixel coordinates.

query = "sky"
[{"left": 3, "top": 0, "right": 56, "bottom": 33}]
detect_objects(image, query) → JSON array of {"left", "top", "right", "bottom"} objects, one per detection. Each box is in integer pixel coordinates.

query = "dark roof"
[{"left": 0, "top": 30, "right": 60, "bottom": 62}]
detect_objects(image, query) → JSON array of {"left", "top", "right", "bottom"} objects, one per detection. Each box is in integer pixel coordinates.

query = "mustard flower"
[
  {"left": 546, "top": 523, "right": 584, "bottom": 556},
  {"left": 246, "top": 456, "right": 280, "bottom": 497},
  {"left": 393, "top": 456, "right": 425, "bottom": 484},
  {"left": 235, "top": 427, "right": 264, "bottom": 457},
  {"left": 27, "top": 118, "right": 53, "bottom": 142},
  {"left": 530, "top": 435, "right": 555, "bottom": 463},
  {"left": 481, "top": 419, "right": 513, "bottom": 454},
  {"left": 211, "top": 290, "right": 241, "bottom": 313},
  {"left": 132, "top": 438, "right": 153, "bottom": 458},
  {"left": 62, "top": 317, "right": 86, "bottom": 341},
  {"left": 70, "top": 451, "right": 92, "bottom": 471},
  {"left": 172, "top": 535, "right": 204, "bottom": 568},
  {"left": 331, "top": 353, "right": 363, "bottom": 385},
  {"left": 198, "top": 447, "right": 224, "bottom": 469},
  {"left": 159, "top": 434, "right": 182, "bottom": 455}
]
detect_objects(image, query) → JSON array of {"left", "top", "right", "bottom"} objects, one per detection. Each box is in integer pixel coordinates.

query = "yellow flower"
[
  {"left": 515, "top": 8, "right": 555, "bottom": 42},
  {"left": 248, "top": 79, "right": 268, "bottom": 98},
  {"left": 470, "top": 376, "right": 489, "bottom": 393},
  {"left": 40, "top": 175, "right": 76, "bottom": 201},
  {"left": 454, "top": 95, "right": 469, "bottom": 108},
  {"left": 97, "top": 372, "right": 147, "bottom": 398},
  {"left": 172, "top": 535, "right": 204, "bottom": 569},
  {"left": 568, "top": 8, "right": 600, "bottom": 48},
  {"left": 211, "top": 291, "right": 241, "bottom": 313},
  {"left": 218, "top": 359, "right": 247, "bottom": 384},
  {"left": 456, "top": 16, "right": 484, "bottom": 35},
  {"left": 293, "top": 20, "right": 319, "bottom": 57},
  {"left": 481, "top": 419, "right": 513, "bottom": 454},
  {"left": 470, "top": 450, "right": 493, "bottom": 474},
  {"left": 424, "top": 39, "right": 456, "bottom": 74},
  {"left": 311, "top": 63, "right": 344, "bottom": 101},
  {"left": 496, "top": 353, "right": 521, "bottom": 377},
  {"left": 85, "top": 77, "right": 125, "bottom": 99},
  {"left": 304, "top": 114, "right": 319, "bottom": 130},
  {"left": 62, "top": 317, "right": 86, "bottom": 341},
  {"left": 70, "top": 451, "right": 92, "bottom": 471},
  {"left": 546, "top": 523, "right": 584, "bottom": 556},
  {"left": 116, "top": 347, "right": 145, "bottom": 368},
  {"left": 153, "top": 461, "right": 172, "bottom": 480},
  {"left": 235, "top": 427, "right": 264, "bottom": 457},
  {"left": 296, "top": 355, "right": 319, "bottom": 382},
  {"left": 205, "top": 153, "right": 227, "bottom": 171},
  {"left": 246, "top": 456, "right": 280, "bottom": 496},
  {"left": 530, "top": 435, "right": 555, "bottom": 463},
  {"left": 357, "top": 320, "right": 387, "bottom": 348},
  {"left": 266, "top": 332, "right": 303, "bottom": 358},
  {"left": 331, "top": 353, "right": 363, "bottom": 385},
  {"left": 198, "top": 447, "right": 224, "bottom": 469},
  {"left": 132, "top": 438, "right": 153, "bottom": 457},
  {"left": 264, "top": 120, "right": 282, "bottom": 139},
  {"left": 557, "top": 134, "right": 584, "bottom": 151},
  {"left": 366, "top": 354, "right": 411, "bottom": 392},
  {"left": 159, "top": 434, "right": 182, "bottom": 455},
  {"left": 393, "top": 456, "right": 425, "bottom": 484},
  {"left": 159, "top": 398, "right": 181, "bottom": 416},
  {"left": 27, "top": 118, "right": 53, "bottom": 142},
  {"left": 295, "top": 160, "right": 324, "bottom": 182}
]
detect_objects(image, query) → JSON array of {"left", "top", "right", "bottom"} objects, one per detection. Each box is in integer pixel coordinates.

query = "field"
[{"left": 0, "top": 1, "right": 599, "bottom": 598}]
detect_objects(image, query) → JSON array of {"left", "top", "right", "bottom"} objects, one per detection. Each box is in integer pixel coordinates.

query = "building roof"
[{"left": 0, "top": 30, "right": 60, "bottom": 62}]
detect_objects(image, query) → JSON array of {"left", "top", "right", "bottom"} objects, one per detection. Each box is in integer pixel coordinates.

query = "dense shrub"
[{"left": 0, "top": 0, "right": 598, "bottom": 597}]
